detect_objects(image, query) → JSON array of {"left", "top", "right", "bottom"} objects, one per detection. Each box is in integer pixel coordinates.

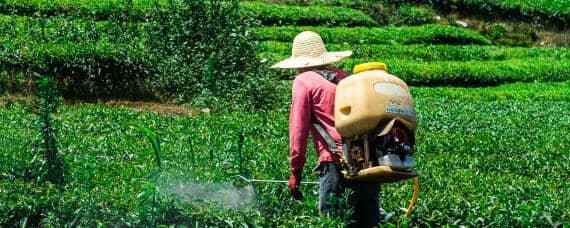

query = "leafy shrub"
[
  {"left": 381, "top": 58, "right": 570, "bottom": 86},
  {"left": 251, "top": 0, "right": 569, "bottom": 27},
  {"left": 260, "top": 41, "right": 570, "bottom": 61},
  {"left": 250, "top": 0, "right": 440, "bottom": 26},
  {"left": 0, "top": 0, "right": 185, "bottom": 21},
  {"left": 0, "top": 0, "right": 377, "bottom": 27},
  {"left": 0, "top": 41, "right": 152, "bottom": 99},
  {"left": 253, "top": 25, "right": 492, "bottom": 45},
  {"left": 268, "top": 58, "right": 570, "bottom": 86},
  {"left": 0, "top": 15, "right": 110, "bottom": 44},
  {"left": 395, "top": 0, "right": 570, "bottom": 28},
  {"left": 480, "top": 23, "right": 538, "bottom": 47},
  {"left": 1, "top": 82, "right": 569, "bottom": 226},
  {"left": 0, "top": 14, "right": 152, "bottom": 99},
  {"left": 0, "top": 70, "right": 30, "bottom": 94},
  {"left": 0, "top": 2, "right": 280, "bottom": 110},
  {"left": 241, "top": 2, "right": 377, "bottom": 26},
  {"left": 393, "top": 4, "right": 437, "bottom": 26},
  {"left": 139, "top": 0, "right": 278, "bottom": 110},
  {"left": 345, "top": 1, "right": 392, "bottom": 25},
  {"left": 35, "top": 76, "right": 65, "bottom": 185}
]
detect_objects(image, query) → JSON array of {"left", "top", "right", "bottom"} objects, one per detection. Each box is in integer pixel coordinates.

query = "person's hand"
[{"left": 288, "top": 170, "right": 303, "bottom": 200}]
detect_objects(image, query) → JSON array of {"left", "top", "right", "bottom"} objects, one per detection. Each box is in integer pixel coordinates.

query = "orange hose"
[{"left": 404, "top": 177, "right": 419, "bottom": 218}]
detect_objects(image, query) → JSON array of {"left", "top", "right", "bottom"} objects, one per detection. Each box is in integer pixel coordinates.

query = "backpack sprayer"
[
  {"left": 314, "top": 62, "right": 419, "bottom": 217},
  {"left": 240, "top": 62, "right": 419, "bottom": 218},
  {"left": 335, "top": 62, "right": 418, "bottom": 182},
  {"left": 335, "top": 62, "right": 419, "bottom": 218}
]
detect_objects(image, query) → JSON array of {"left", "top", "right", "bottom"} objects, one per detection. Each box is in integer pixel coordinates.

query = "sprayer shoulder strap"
[
  {"left": 310, "top": 69, "right": 341, "bottom": 156},
  {"left": 312, "top": 117, "right": 341, "bottom": 156},
  {"left": 312, "top": 69, "right": 339, "bottom": 85}
]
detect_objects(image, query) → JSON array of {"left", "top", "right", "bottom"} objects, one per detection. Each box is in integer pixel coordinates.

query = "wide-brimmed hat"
[{"left": 271, "top": 31, "right": 352, "bottom": 69}]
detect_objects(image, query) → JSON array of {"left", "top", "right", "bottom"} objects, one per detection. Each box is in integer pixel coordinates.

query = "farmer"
[{"left": 271, "top": 31, "right": 381, "bottom": 227}]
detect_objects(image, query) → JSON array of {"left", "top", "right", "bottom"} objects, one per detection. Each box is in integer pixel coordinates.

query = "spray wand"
[{"left": 235, "top": 175, "right": 318, "bottom": 185}]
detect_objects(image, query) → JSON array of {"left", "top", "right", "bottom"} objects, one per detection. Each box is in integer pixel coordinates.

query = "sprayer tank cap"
[{"left": 353, "top": 62, "right": 388, "bottom": 74}]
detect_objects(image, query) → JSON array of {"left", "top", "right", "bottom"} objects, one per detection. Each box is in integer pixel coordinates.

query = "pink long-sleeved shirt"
[{"left": 289, "top": 67, "right": 348, "bottom": 172}]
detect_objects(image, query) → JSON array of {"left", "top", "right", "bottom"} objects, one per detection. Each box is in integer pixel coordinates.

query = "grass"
[{"left": 1, "top": 82, "right": 569, "bottom": 226}]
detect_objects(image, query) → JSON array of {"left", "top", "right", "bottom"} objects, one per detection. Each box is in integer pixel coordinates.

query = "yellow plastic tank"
[{"left": 335, "top": 62, "right": 417, "bottom": 138}]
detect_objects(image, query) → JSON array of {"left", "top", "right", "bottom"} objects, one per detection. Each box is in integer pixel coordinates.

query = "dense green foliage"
[
  {"left": 0, "top": 0, "right": 165, "bottom": 20},
  {"left": 35, "top": 77, "right": 65, "bottom": 185},
  {"left": 242, "top": 2, "right": 377, "bottom": 26},
  {"left": 243, "top": 1, "right": 438, "bottom": 27},
  {"left": 260, "top": 42, "right": 570, "bottom": 61},
  {"left": 381, "top": 58, "right": 570, "bottom": 86},
  {"left": 1, "top": 0, "right": 570, "bottom": 226},
  {"left": 1, "top": 82, "right": 569, "bottom": 226},
  {"left": 268, "top": 58, "right": 570, "bottom": 86},
  {"left": 0, "top": 0, "right": 378, "bottom": 26},
  {"left": 0, "top": 42, "right": 150, "bottom": 98},
  {"left": 479, "top": 23, "right": 539, "bottom": 47},
  {"left": 0, "top": 14, "right": 150, "bottom": 98},
  {"left": 392, "top": 4, "right": 437, "bottom": 26},
  {"left": 0, "top": 2, "right": 279, "bottom": 109},
  {"left": 432, "top": 0, "right": 569, "bottom": 26},
  {"left": 0, "top": 0, "right": 436, "bottom": 28},
  {"left": 254, "top": 25, "right": 492, "bottom": 45},
  {"left": 253, "top": 0, "right": 570, "bottom": 27}
]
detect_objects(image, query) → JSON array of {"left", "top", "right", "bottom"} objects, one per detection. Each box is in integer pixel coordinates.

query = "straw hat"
[{"left": 271, "top": 31, "right": 352, "bottom": 69}]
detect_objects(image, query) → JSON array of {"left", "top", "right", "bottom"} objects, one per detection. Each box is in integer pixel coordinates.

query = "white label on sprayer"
[{"left": 373, "top": 83, "right": 407, "bottom": 97}]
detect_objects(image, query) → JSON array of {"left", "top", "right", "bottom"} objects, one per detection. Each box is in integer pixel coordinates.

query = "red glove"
[{"left": 288, "top": 170, "right": 303, "bottom": 200}]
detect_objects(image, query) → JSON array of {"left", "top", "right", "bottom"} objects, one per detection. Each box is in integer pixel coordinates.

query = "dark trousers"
[{"left": 318, "top": 162, "right": 381, "bottom": 227}]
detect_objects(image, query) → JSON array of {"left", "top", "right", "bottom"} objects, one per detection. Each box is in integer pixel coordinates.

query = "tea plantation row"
[
  {"left": 260, "top": 42, "right": 570, "bottom": 61},
  {"left": 431, "top": 0, "right": 569, "bottom": 25},
  {"left": 8, "top": 13, "right": 570, "bottom": 94},
  {"left": 253, "top": 0, "right": 570, "bottom": 27},
  {"left": 253, "top": 25, "right": 492, "bottom": 45},
  {"left": 271, "top": 58, "right": 570, "bottom": 86},
  {"left": 0, "top": 14, "right": 488, "bottom": 46},
  {"left": 0, "top": 0, "right": 378, "bottom": 26},
  {"left": 1, "top": 82, "right": 568, "bottom": 226},
  {"left": 8, "top": 0, "right": 561, "bottom": 27}
]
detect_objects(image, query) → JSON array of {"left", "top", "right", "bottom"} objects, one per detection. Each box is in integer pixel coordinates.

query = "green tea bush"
[
  {"left": 479, "top": 23, "right": 538, "bottom": 47},
  {"left": 253, "top": 0, "right": 568, "bottom": 27},
  {"left": 0, "top": 0, "right": 170, "bottom": 20},
  {"left": 382, "top": 58, "right": 570, "bottom": 86},
  {"left": 35, "top": 77, "right": 65, "bottom": 185},
  {"left": 0, "top": 2, "right": 280, "bottom": 110},
  {"left": 241, "top": 2, "right": 377, "bottom": 26},
  {"left": 0, "top": 15, "right": 110, "bottom": 44},
  {"left": 393, "top": 4, "right": 437, "bottom": 26},
  {"left": 0, "top": 0, "right": 376, "bottom": 26},
  {"left": 0, "top": 70, "right": 29, "bottom": 94},
  {"left": 250, "top": 0, "right": 361, "bottom": 7},
  {"left": 1, "top": 82, "right": 569, "bottom": 226},
  {"left": 0, "top": 41, "right": 152, "bottom": 99},
  {"left": 0, "top": 14, "right": 152, "bottom": 99},
  {"left": 471, "top": 0, "right": 569, "bottom": 26},
  {"left": 139, "top": 0, "right": 278, "bottom": 109},
  {"left": 396, "top": 0, "right": 569, "bottom": 27},
  {"left": 253, "top": 25, "right": 492, "bottom": 45},
  {"left": 249, "top": 0, "right": 441, "bottom": 26},
  {"left": 260, "top": 41, "right": 570, "bottom": 61},
  {"left": 268, "top": 58, "right": 570, "bottom": 85}
]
